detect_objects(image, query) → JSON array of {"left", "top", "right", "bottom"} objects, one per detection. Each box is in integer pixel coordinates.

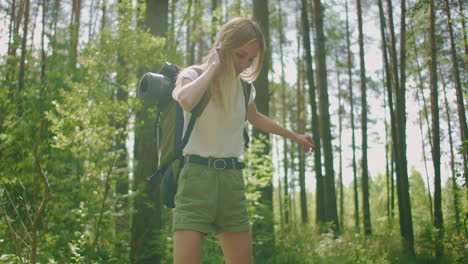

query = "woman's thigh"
[
  {"left": 218, "top": 230, "right": 252, "bottom": 264},
  {"left": 173, "top": 230, "right": 204, "bottom": 264}
]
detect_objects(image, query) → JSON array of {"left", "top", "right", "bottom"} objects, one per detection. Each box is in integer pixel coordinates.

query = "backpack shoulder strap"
[
  {"left": 189, "top": 67, "right": 211, "bottom": 117},
  {"left": 241, "top": 80, "right": 252, "bottom": 147},
  {"left": 241, "top": 80, "right": 252, "bottom": 121}
]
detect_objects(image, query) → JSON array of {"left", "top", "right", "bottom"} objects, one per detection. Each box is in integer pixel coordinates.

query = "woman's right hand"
[{"left": 207, "top": 48, "right": 223, "bottom": 75}]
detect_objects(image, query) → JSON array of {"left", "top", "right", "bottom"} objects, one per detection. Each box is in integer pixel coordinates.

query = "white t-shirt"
[{"left": 173, "top": 68, "right": 256, "bottom": 158}]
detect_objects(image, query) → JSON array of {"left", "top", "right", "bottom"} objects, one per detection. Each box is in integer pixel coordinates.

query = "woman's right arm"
[
  {"left": 172, "top": 64, "right": 218, "bottom": 112},
  {"left": 173, "top": 49, "right": 222, "bottom": 112}
]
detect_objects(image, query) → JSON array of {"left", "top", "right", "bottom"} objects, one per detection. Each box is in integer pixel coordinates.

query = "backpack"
[{"left": 138, "top": 62, "right": 252, "bottom": 208}]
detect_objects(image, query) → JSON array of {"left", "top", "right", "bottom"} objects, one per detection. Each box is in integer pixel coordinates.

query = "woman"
[{"left": 172, "top": 17, "right": 316, "bottom": 264}]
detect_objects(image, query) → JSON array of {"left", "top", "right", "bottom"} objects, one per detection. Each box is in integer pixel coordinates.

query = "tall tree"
[
  {"left": 409, "top": 22, "right": 434, "bottom": 223},
  {"left": 336, "top": 54, "right": 344, "bottom": 230},
  {"left": 378, "top": 0, "right": 396, "bottom": 228},
  {"left": 444, "top": 0, "right": 468, "bottom": 186},
  {"left": 312, "top": 0, "right": 339, "bottom": 232},
  {"left": 301, "top": 0, "right": 325, "bottom": 225},
  {"left": 253, "top": 0, "right": 274, "bottom": 260},
  {"left": 386, "top": 0, "right": 414, "bottom": 254},
  {"left": 429, "top": 0, "right": 443, "bottom": 257},
  {"left": 345, "top": 0, "right": 359, "bottom": 233},
  {"left": 356, "top": 0, "right": 372, "bottom": 236},
  {"left": 297, "top": 59, "right": 308, "bottom": 224},
  {"left": 6, "top": 0, "right": 24, "bottom": 85},
  {"left": 458, "top": 0, "right": 468, "bottom": 73},
  {"left": 30, "top": 3, "right": 51, "bottom": 263},
  {"left": 278, "top": 0, "right": 291, "bottom": 226},
  {"left": 211, "top": 0, "right": 220, "bottom": 43},
  {"left": 441, "top": 70, "right": 461, "bottom": 234},
  {"left": 69, "top": 0, "right": 82, "bottom": 70},
  {"left": 17, "top": 0, "right": 30, "bottom": 116},
  {"left": 131, "top": 1, "right": 168, "bottom": 263}
]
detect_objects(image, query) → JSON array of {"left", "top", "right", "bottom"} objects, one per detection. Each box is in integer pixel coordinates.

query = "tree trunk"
[
  {"left": 211, "top": 0, "right": 219, "bottom": 43},
  {"left": 410, "top": 21, "right": 434, "bottom": 223},
  {"left": 312, "top": 0, "right": 339, "bottom": 233},
  {"left": 383, "top": 79, "right": 391, "bottom": 228},
  {"left": 336, "top": 55, "right": 344, "bottom": 231},
  {"left": 441, "top": 70, "right": 461, "bottom": 234},
  {"left": 429, "top": 0, "right": 444, "bottom": 257},
  {"left": 378, "top": 0, "right": 397, "bottom": 229},
  {"left": 415, "top": 85, "right": 434, "bottom": 224},
  {"left": 6, "top": 0, "right": 24, "bottom": 85},
  {"left": 30, "top": 2, "right": 51, "bottom": 262},
  {"left": 444, "top": 0, "right": 468, "bottom": 187},
  {"left": 253, "top": 0, "right": 274, "bottom": 260},
  {"left": 356, "top": 0, "right": 372, "bottom": 236},
  {"left": 69, "top": 0, "right": 82, "bottom": 70},
  {"left": 195, "top": 1, "right": 203, "bottom": 63},
  {"left": 101, "top": 0, "right": 107, "bottom": 32},
  {"left": 345, "top": 0, "right": 359, "bottom": 234},
  {"left": 386, "top": 0, "right": 414, "bottom": 254},
  {"left": 301, "top": 0, "right": 325, "bottom": 225},
  {"left": 130, "top": 1, "right": 168, "bottom": 263},
  {"left": 297, "top": 60, "right": 308, "bottom": 224},
  {"left": 278, "top": 0, "right": 290, "bottom": 226},
  {"left": 186, "top": 0, "right": 194, "bottom": 65},
  {"left": 458, "top": 0, "right": 468, "bottom": 74},
  {"left": 17, "top": 0, "right": 30, "bottom": 116}
]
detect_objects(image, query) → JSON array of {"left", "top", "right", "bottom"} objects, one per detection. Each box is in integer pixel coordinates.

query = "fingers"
[{"left": 301, "top": 135, "right": 316, "bottom": 153}]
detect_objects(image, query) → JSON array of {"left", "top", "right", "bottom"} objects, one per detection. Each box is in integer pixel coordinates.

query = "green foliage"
[
  {"left": 0, "top": 1, "right": 167, "bottom": 262},
  {"left": 273, "top": 224, "right": 465, "bottom": 264}
]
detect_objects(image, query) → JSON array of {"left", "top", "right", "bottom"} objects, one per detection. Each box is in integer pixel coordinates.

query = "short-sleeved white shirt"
[{"left": 172, "top": 68, "right": 256, "bottom": 158}]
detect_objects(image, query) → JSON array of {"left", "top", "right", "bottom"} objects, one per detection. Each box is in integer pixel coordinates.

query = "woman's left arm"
[{"left": 247, "top": 102, "right": 316, "bottom": 153}]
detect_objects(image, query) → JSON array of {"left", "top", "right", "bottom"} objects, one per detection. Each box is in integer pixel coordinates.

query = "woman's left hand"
[{"left": 295, "top": 134, "right": 316, "bottom": 153}]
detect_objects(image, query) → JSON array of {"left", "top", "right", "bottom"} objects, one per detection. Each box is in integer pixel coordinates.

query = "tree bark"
[
  {"left": 345, "top": 0, "right": 359, "bottom": 234},
  {"left": 69, "top": 0, "right": 82, "bottom": 70},
  {"left": 441, "top": 69, "right": 461, "bottom": 234},
  {"left": 444, "top": 0, "right": 468, "bottom": 187},
  {"left": 253, "top": 0, "right": 274, "bottom": 259},
  {"left": 378, "top": 0, "right": 397, "bottom": 229},
  {"left": 458, "top": 0, "right": 468, "bottom": 74},
  {"left": 30, "top": 4, "right": 51, "bottom": 262},
  {"left": 410, "top": 21, "right": 434, "bottom": 223},
  {"left": 297, "top": 60, "right": 308, "bottom": 224},
  {"left": 356, "top": 0, "right": 372, "bottom": 236},
  {"left": 415, "top": 85, "right": 434, "bottom": 224},
  {"left": 429, "top": 0, "right": 444, "bottom": 257},
  {"left": 336, "top": 54, "right": 344, "bottom": 231},
  {"left": 302, "top": 0, "right": 325, "bottom": 225},
  {"left": 17, "top": 0, "right": 30, "bottom": 116},
  {"left": 186, "top": 0, "right": 194, "bottom": 65},
  {"left": 6, "top": 0, "right": 24, "bottom": 85},
  {"left": 278, "top": 0, "right": 290, "bottom": 226},
  {"left": 386, "top": 0, "right": 414, "bottom": 254},
  {"left": 211, "top": 0, "right": 219, "bottom": 43},
  {"left": 312, "top": 0, "right": 339, "bottom": 233}
]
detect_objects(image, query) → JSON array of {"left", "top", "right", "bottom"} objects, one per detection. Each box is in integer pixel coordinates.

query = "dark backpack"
[{"left": 138, "top": 62, "right": 252, "bottom": 208}]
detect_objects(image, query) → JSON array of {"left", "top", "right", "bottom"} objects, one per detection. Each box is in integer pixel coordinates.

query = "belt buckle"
[{"left": 213, "top": 159, "right": 227, "bottom": 170}]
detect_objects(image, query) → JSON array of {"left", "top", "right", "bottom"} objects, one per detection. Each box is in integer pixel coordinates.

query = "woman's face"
[{"left": 232, "top": 40, "right": 260, "bottom": 76}]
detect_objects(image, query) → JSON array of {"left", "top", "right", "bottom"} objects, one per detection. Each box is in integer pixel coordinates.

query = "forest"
[{"left": 0, "top": 0, "right": 467, "bottom": 263}]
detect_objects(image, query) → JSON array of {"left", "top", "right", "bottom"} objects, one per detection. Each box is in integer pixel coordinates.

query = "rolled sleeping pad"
[{"left": 138, "top": 72, "right": 171, "bottom": 108}]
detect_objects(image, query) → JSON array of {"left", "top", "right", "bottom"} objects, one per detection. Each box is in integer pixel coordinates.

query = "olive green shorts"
[{"left": 172, "top": 162, "right": 250, "bottom": 234}]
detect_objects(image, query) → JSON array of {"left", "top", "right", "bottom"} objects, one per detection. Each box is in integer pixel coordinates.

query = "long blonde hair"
[{"left": 177, "top": 17, "right": 265, "bottom": 113}]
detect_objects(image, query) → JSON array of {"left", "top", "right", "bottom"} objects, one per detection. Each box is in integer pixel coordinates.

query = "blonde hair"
[{"left": 177, "top": 17, "right": 265, "bottom": 113}]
